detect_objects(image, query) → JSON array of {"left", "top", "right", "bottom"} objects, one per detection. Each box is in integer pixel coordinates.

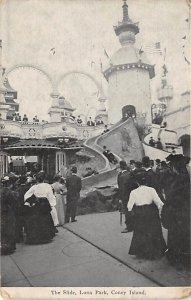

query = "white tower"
[{"left": 103, "top": 0, "right": 155, "bottom": 124}]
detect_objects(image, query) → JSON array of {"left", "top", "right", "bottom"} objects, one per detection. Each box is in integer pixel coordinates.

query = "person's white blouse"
[
  {"left": 24, "top": 183, "right": 56, "bottom": 207},
  {"left": 127, "top": 185, "right": 163, "bottom": 211}
]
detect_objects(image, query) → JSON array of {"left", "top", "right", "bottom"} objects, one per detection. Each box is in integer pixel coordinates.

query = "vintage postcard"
[{"left": 0, "top": 0, "right": 190, "bottom": 299}]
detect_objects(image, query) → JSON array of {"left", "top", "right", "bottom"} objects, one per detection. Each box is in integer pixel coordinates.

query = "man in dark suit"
[
  {"left": 87, "top": 117, "right": 95, "bottom": 126},
  {"left": 65, "top": 166, "right": 82, "bottom": 223},
  {"left": 117, "top": 160, "right": 137, "bottom": 233},
  {"left": 142, "top": 156, "right": 165, "bottom": 202}
]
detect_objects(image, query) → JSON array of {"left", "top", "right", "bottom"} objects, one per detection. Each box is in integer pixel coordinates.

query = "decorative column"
[
  {"left": 96, "top": 96, "right": 108, "bottom": 124},
  {"left": 48, "top": 88, "right": 61, "bottom": 122}
]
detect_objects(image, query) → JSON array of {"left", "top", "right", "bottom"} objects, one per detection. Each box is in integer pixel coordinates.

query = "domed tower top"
[
  {"left": 114, "top": 0, "right": 139, "bottom": 46},
  {"left": 103, "top": 0, "right": 155, "bottom": 81}
]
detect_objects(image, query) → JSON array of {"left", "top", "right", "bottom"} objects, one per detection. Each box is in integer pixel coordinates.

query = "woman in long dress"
[
  {"left": 1, "top": 176, "right": 18, "bottom": 255},
  {"left": 128, "top": 173, "right": 167, "bottom": 259},
  {"left": 161, "top": 154, "right": 190, "bottom": 269},
  {"left": 52, "top": 175, "right": 66, "bottom": 226},
  {"left": 24, "top": 172, "right": 56, "bottom": 244}
]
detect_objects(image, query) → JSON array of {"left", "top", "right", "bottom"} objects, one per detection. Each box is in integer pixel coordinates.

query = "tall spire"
[
  {"left": 114, "top": 0, "right": 139, "bottom": 45},
  {"left": 122, "top": 0, "right": 129, "bottom": 22}
]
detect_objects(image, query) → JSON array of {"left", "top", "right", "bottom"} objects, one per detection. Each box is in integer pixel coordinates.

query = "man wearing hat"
[
  {"left": 130, "top": 160, "right": 136, "bottom": 173},
  {"left": 65, "top": 166, "right": 82, "bottom": 223},
  {"left": 117, "top": 161, "right": 137, "bottom": 233},
  {"left": 149, "top": 137, "right": 155, "bottom": 147},
  {"left": 142, "top": 156, "right": 164, "bottom": 201}
]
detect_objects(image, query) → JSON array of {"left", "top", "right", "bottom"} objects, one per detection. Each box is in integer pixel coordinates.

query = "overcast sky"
[{"left": 1, "top": 0, "right": 190, "bottom": 120}]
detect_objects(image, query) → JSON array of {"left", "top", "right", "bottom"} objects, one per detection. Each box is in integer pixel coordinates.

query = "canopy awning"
[{"left": 4, "top": 139, "right": 61, "bottom": 151}]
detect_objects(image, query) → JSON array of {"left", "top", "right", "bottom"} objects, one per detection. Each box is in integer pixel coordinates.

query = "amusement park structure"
[{"left": 0, "top": 0, "right": 190, "bottom": 183}]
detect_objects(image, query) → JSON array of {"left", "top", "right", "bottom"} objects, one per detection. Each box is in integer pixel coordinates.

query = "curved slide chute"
[{"left": 82, "top": 118, "right": 144, "bottom": 189}]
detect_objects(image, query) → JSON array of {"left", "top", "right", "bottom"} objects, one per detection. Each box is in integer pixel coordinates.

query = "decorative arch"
[
  {"left": 56, "top": 70, "right": 106, "bottom": 99},
  {"left": 3, "top": 64, "right": 56, "bottom": 92}
]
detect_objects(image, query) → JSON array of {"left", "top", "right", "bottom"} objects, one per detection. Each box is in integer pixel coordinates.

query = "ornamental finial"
[{"left": 122, "top": 0, "right": 129, "bottom": 22}]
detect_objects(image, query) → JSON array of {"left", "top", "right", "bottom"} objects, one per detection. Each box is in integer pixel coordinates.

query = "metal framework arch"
[
  {"left": 3, "top": 64, "right": 56, "bottom": 92},
  {"left": 56, "top": 70, "right": 106, "bottom": 99}
]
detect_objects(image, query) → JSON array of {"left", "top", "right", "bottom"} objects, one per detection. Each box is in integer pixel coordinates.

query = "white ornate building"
[
  {"left": 103, "top": 0, "right": 155, "bottom": 124},
  {"left": 163, "top": 90, "right": 190, "bottom": 156}
]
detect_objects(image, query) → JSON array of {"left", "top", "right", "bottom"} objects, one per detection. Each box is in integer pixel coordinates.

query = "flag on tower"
[
  {"left": 139, "top": 46, "right": 144, "bottom": 55},
  {"left": 163, "top": 47, "right": 166, "bottom": 61},
  {"left": 104, "top": 49, "right": 110, "bottom": 59},
  {"left": 184, "top": 56, "right": 190, "bottom": 65},
  {"left": 100, "top": 59, "right": 103, "bottom": 72},
  {"left": 143, "top": 42, "right": 162, "bottom": 55},
  {"left": 162, "top": 64, "right": 168, "bottom": 76}
]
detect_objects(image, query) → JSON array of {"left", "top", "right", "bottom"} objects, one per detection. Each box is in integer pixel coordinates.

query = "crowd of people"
[
  {"left": 6, "top": 112, "right": 106, "bottom": 128},
  {"left": 1, "top": 150, "right": 190, "bottom": 271},
  {"left": 86, "top": 116, "right": 104, "bottom": 127},
  {"left": 117, "top": 155, "right": 190, "bottom": 269},
  {"left": 1, "top": 166, "right": 82, "bottom": 255},
  {"left": 6, "top": 113, "right": 48, "bottom": 124}
]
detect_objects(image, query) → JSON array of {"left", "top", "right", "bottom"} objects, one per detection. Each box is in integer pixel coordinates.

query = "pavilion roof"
[
  {"left": 4, "top": 139, "right": 61, "bottom": 150},
  {"left": 4, "top": 139, "right": 84, "bottom": 151}
]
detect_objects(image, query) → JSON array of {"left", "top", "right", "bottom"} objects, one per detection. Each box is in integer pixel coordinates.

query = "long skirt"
[
  {"left": 24, "top": 198, "right": 55, "bottom": 244},
  {"left": 55, "top": 194, "right": 66, "bottom": 225},
  {"left": 1, "top": 211, "right": 16, "bottom": 255},
  {"left": 166, "top": 207, "right": 190, "bottom": 268},
  {"left": 129, "top": 204, "right": 167, "bottom": 259},
  {"left": 51, "top": 207, "right": 59, "bottom": 226}
]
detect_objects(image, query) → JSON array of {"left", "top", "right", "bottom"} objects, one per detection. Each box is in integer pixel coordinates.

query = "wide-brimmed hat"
[
  {"left": 166, "top": 154, "right": 189, "bottom": 171},
  {"left": 142, "top": 156, "right": 150, "bottom": 166}
]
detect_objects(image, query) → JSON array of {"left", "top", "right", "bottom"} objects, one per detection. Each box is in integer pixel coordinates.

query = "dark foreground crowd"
[
  {"left": 117, "top": 155, "right": 190, "bottom": 270},
  {"left": 1, "top": 166, "right": 81, "bottom": 255},
  {"left": 1, "top": 153, "right": 190, "bottom": 271}
]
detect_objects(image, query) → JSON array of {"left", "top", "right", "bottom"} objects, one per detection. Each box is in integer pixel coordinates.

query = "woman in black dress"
[
  {"left": 161, "top": 155, "right": 190, "bottom": 269},
  {"left": 24, "top": 172, "right": 56, "bottom": 244},
  {"left": 128, "top": 173, "right": 166, "bottom": 259},
  {"left": 1, "top": 177, "right": 18, "bottom": 255}
]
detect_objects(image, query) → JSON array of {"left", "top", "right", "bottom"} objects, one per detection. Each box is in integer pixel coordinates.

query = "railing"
[{"left": 1, "top": 119, "right": 105, "bottom": 141}]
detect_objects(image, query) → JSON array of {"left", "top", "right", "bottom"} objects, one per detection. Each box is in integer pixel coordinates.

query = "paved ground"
[
  {"left": 65, "top": 212, "right": 190, "bottom": 287},
  {"left": 1, "top": 211, "right": 190, "bottom": 287},
  {"left": 2, "top": 227, "right": 157, "bottom": 287}
]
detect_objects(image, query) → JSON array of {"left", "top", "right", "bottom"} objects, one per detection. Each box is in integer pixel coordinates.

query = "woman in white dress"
[
  {"left": 52, "top": 176, "right": 66, "bottom": 226},
  {"left": 24, "top": 172, "right": 57, "bottom": 244},
  {"left": 127, "top": 172, "right": 167, "bottom": 259}
]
